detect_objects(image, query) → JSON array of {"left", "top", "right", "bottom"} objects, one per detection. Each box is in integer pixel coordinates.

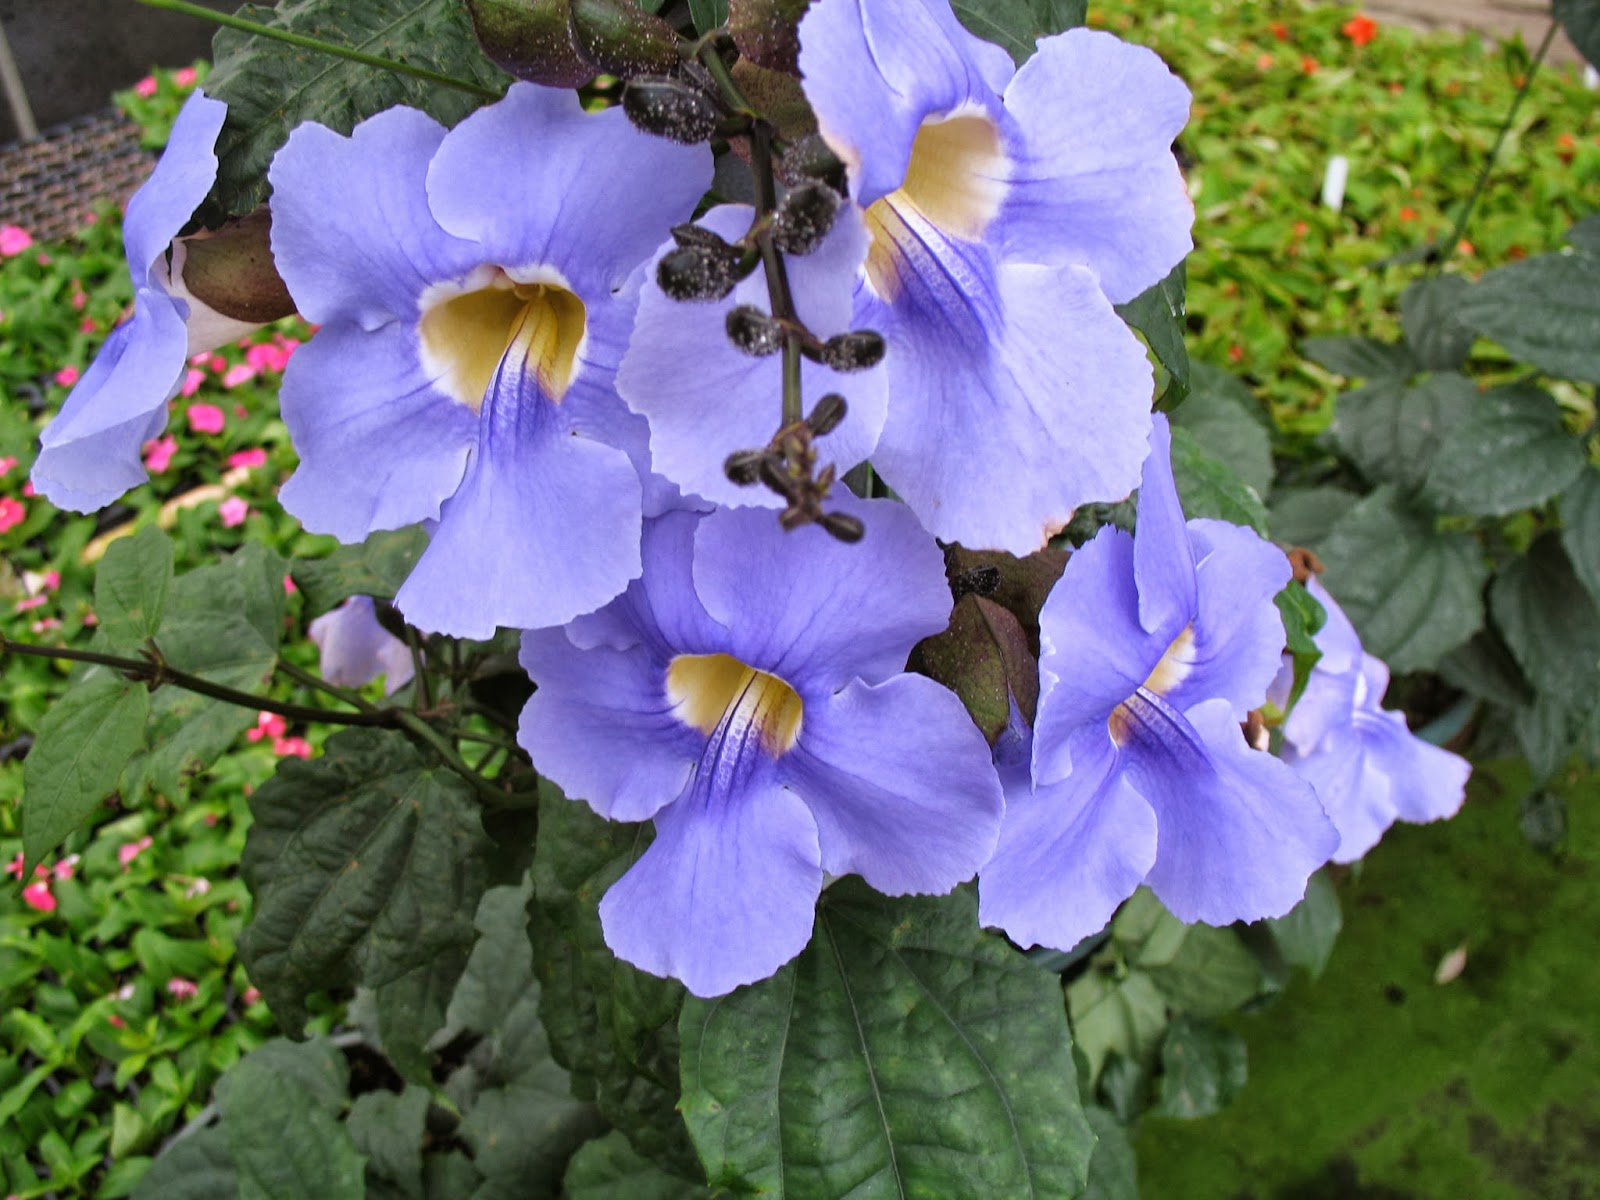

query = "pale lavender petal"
[
  {"left": 278, "top": 322, "right": 475, "bottom": 541},
  {"left": 998, "top": 30, "right": 1192, "bottom": 304},
  {"left": 1130, "top": 697, "right": 1337, "bottom": 925},
  {"left": 797, "top": 0, "right": 1011, "bottom": 207},
  {"left": 979, "top": 726, "right": 1157, "bottom": 952},
  {"left": 1131, "top": 413, "right": 1197, "bottom": 638},
  {"left": 267, "top": 106, "right": 482, "bottom": 328},
  {"left": 518, "top": 626, "right": 699, "bottom": 823},
  {"left": 599, "top": 764, "right": 822, "bottom": 998},
  {"left": 566, "top": 511, "right": 726, "bottom": 657},
  {"left": 617, "top": 205, "right": 885, "bottom": 509},
  {"left": 1282, "top": 580, "right": 1376, "bottom": 753},
  {"left": 1358, "top": 707, "right": 1470, "bottom": 827},
  {"left": 778, "top": 674, "right": 1003, "bottom": 894},
  {"left": 124, "top": 91, "right": 227, "bottom": 282},
  {"left": 308, "top": 596, "right": 415, "bottom": 695},
  {"left": 868, "top": 254, "right": 1153, "bottom": 554},
  {"left": 690, "top": 498, "right": 950, "bottom": 691},
  {"left": 426, "top": 84, "right": 710, "bottom": 297}
]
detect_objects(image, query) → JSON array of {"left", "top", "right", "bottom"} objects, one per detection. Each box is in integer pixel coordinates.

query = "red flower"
[
  {"left": 1342, "top": 15, "right": 1378, "bottom": 46},
  {"left": 1301, "top": 55, "right": 1319, "bottom": 75},
  {"left": 1270, "top": 21, "right": 1289, "bottom": 41}
]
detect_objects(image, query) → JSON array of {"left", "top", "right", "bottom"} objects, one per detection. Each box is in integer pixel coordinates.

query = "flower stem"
[
  {"left": 748, "top": 120, "right": 805, "bottom": 428},
  {"left": 132, "top": 0, "right": 504, "bottom": 100}
]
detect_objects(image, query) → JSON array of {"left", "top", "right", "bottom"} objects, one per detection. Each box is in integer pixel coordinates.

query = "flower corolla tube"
[
  {"left": 518, "top": 500, "right": 1004, "bottom": 997},
  {"left": 979, "top": 415, "right": 1338, "bottom": 952},
  {"left": 795, "top": 1, "right": 1195, "bottom": 553},
  {"left": 33, "top": 92, "right": 261, "bottom": 510},
  {"left": 1273, "top": 578, "right": 1470, "bottom": 862},
  {"left": 267, "top": 84, "right": 710, "bottom": 637}
]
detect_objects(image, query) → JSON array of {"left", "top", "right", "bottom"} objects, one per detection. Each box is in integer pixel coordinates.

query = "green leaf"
[
  {"left": 1032, "top": 0, "right": 1087, "bottom": 35},
  {"left": 1167, "top": 425, "right": 1269, "bottom": 534},
  {"left": 1455, "top": 246, "right": 1600, "bottom": 384},
  {"left": 292, "top": 527, "right": 429, "bottom": 614},
  {"left": 200, "top": 0, "right": 511, "bottom": 225},
  {"left": 1325, "top": 372, "right": 1476, "bottom": 493},
  {"left": 1169, "top": 363, "right": 1271, "bottom": 495},
  {"left": 1267, "top": 485, "right": 1360, "bottom": 547},
  {"left": 564, "top": 1132, "right": 712, "bottom": 1200},
  {"left": 1554, "top": 0, "right": 1600, "bottom": 86},
  {"left": 1437, "top": 630, "right": 1534, "bottom": 708},
  {"left": 952, "top": 0, "right": 1051, "bottom": 63},
  {"left": 131, "top": 1127, "right": 236, "bottom": 1200},
  {"left": 1066, "top": 968, "right": 1168, "bottom": 1086},
  {"left": 1118, "top": 261, "right": 1190, "bottom": 408},
  {"left": 687, "top": 0, "right": 729, "bottom": 35},
  {"left": 1400, "top": 274, "right": 1476, "bottom": 372},
  {"left": 1080, "top": 1106, "right": 1139, "bottom": 1200},
  {"left": 1113, "top": 891, "right": 1265, "bottom": 1017},
  {"left": 1273, "top": 580, "right": 1326, "bottom": 717},
  {"left": 1264, "top": 869, "right": 1341, "bottom": 979},
  {"left": 1559, "top": 467, "right": 1600, "bottom": 611},
  {"left": 1422, "top": 382, "right": 1586, "bottom": 517},
  {"left": 238, "top": 728, "right": 493, "bottom": 1036},
  {"left": 1300, "top": 335, "right": 1417, "bottom": 380},
  {"left": 1489, "top": 536, "right": 1600, "bottom": 703},
  {"left": 680, "top": 882, "right": 1096, "bottom": 1199},
  {"left": 348, "top": 1088, "right": 429, "bottom": 1200},
  {"left": 458, "top": 1083, "right": 606, "bottom": 1200},
  {"left": 1567, "top": 213, "right": 1600, "bottom": 257},
  {"left": 1151, "top": 1016, "right": 1248, "bottom": 1119},
  {"left": 374, "top": 946, "right": 472, "bottom": 1083},
  {"left": 218, "top": 1041, "right": 364, "bottom": 1200},
  {"left": 23, "top": 675, "right": 149, "bottom": 873},
  {"left": 1316, "top": 487, "right": 1487, "bottom": 673},
  {"left": 92, "top": 527, "right": 174, "bottom": 649}
]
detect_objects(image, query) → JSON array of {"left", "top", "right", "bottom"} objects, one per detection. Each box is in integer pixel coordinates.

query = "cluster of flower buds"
[{"left": 722, "top": 394, "right": 863, "bottom": 541}]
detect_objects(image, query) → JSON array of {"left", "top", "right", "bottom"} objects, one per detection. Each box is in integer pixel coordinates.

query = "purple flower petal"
[
  {"left": 1130, "top": 697, "right": 1337, "bottom": 925},
  {"left": 778, "top": 674, "right": 1003, "bottom": 894},
  {"left": 124, "top": 91, "right": 227, "bottom": 283},
  {"left": 998, "top": 30, "right": 1192, "bottom": 304},
  {"left": 979, "top": 726, "right": 1157, "bottom": 951},
  {"left": 1132, "top": 413, "right": 1197, "bottom": 638},
  {"left": 599, "top": 758, "right": 822, "bottom": 998}
]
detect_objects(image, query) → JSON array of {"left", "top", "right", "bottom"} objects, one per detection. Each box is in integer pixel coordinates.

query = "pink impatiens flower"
[
  {"left": 22, "top": 881, "right": 56, "bottom": 913},
  {"left": 247, "top": 711, "right": 287, "bottom": 743},
  {"left": 0, "top": 497, "right": 24, "bottom": 533},
  {"left": 273, "top": 736, "right": 313, "bottom": 759},
  {"left": 221, "top": 363, "right": 256, "bottom": 389},
  {"left": 0, "top": 456, "right": 17, "bottom": 477},
  {"left": 119, "top": 835, "right": 154, "bottom": 870},
  {"left": 54, "top": 366, "right": 81, "bottom": 387},
  {"left": 174, "top": 67, "right": 198, "bottom": 88},
  {"left": 227, "top": 448, "right": 267, "bottom": 470},
  {"left": 180, "top": 366, "right": 207, "bottom": 397},
  {"left": 0, "top": 225, "right": 32, "bottom": 256},
  {"left": 134, "top": 76, "right": 159, "bottom": 98},
  {"left": 219, "top": 496, "right": 249, "bottom": 527},
  {"left": 166, "top": 978, "right": 199, "bottom": 1000},
  {"left": 187, "top": 403, "right": 226, "bottom": 434},
  {"left": 143, "top": 435, "right": 178, "bottom": 473}
]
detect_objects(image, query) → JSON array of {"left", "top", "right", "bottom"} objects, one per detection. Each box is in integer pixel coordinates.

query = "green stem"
[
  {"left": 749, "top": 121, "right": 804, "bottom": 427},
  {"left": 1433, "top": 21, "right": 1556, "bottom": 274},
  {"left": 133, "top": 0, "right": 504, "bottom": 100},
  {"left": 275, "top": 658, "right": 380, "bottom": 713},
  {"left": 405, "top": 627, "right": 432, "bottom": 711}
]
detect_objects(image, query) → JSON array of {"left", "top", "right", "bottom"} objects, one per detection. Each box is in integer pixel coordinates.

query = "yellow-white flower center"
[
  {"left": 1108, "top": 625, "right": 1197, "bottom": 747},
  {"left": 666, "top": 653, "right": 804, "bottom": 758},
  {"left": 417, "top": 267, "right": 587, "bottom": 414}
]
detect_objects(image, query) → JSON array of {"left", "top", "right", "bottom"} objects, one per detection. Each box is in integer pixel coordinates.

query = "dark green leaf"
[
  {"left": 1422, "top": 382, "right": 1586, "bottom": 516},
  {"left": 1066, "top": 968, "right": 1168, "bottom": 1087},
  {"left": 423, "top": 1152, "right": 483, "bottom": 1199},
  {"left": 1167, "top": 425, "right": 1269, "bottom": 534},
  {"left": 1274, "top": 580, "right": 1325, "bottom": 717},
  {"left": 1118, "top": 261, "right": 1190, "bottom": 408},
  {"left": 292, "top": 527, "right": 430, "bottom": 614},
  {"left": 200, "top": 0, "right": 511, "bottom": 225},
  {"left": 1032, "top": 0, "right": 1087, "bottom": 35},
  {"left": 218, "top": 1041, "right": 364, "bottom": 1200},
  {"left": 1080, "top": 1106, "right": 1139, "bottom": 1200},
  {"left": 374, "top": 947, "right": 473, "bottom": 1083},
  {"left": 564, "top": 1131, "right": 711, "bottom": 1200},
  {"left": 1554, "top": 0, "right": 1600, "bottom": 71},
  {"left": 238, "top": 728, "right": 493, "bottom": 1036},
  {"left": 1519, "top": 788, "right": 1568, "bottom": 853},
  {"left": 132, "top": 1127, "right": 236, "bottom": 1200},
  {"left": 1317, "top": 487, "right": 1487, "bottom": 672},
  {"left": 1437, "top": 630, "right": 1534, "bottom": 707},
  {"left": 23, "top": 675, "right": 148, "bottom": 872},
  {"left": 1400, "top": 274, "right": 1476, "bottom": 371},
  {"left": 1151, "top": 1016, "right": 1248, "bottom": 1119},
  {"left": 687, "top": 0, "right": 729, "bottom": 34},
  {"left": 1511, "top": 690, "right": 1600, "bottom": 782},
  {"left": 1300, "top": 335, "right": 1417, "bottom": 380},
  {"left": 1489, "top": 536, "right": 1600, "bottom": 703},
  {"left": 1268, "top": 485, "right": 1360, "bottom": 547},
  {"left": 1324, "top": 372, "right": 1476, "bottom": 493},
  {"left": 1095, "top": 1052, "right": 1146, "bottom": 1125},
  {"left": 952, "top": 0, "right": 1045, "bottom": 63},
  {"left": 92, "top": 526, "right": 174, "bottom": 648},
  {"left": 459, "top": 1083, "right": 606, "bottom": 1200},
  {"left": 348, "top": 1088, "right": 430, "bottom": 1200},
  {"left": 1169, "top": 362, "right": 1271, "bottom": 496},
  {"left": 680, "top": 882, "right": 1096, "bottom": 1199},
  {"left": 1455, "top": 247, "right": 1600, "bottom": 384},
  {"left": 1559, "top": 467, "right": 1600, "bottom": 610},
  {"left": 1113, "top": 891, "right": 1265, "bottom": 1017},
  {"left": 1567, "top": 213, "right": 1600, "bottom": 256},
  {"left": 1264, "top": 869, "right": 1341, "bottom": 978}
]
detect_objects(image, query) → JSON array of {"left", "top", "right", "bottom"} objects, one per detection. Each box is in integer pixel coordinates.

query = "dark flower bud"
[
  {"left": 950, "top": 564, "right": 1001, "bottom": 602},
  {"left": 772, "top": 182, "right": 843, "bottom": 255},
  {"left": 672, "top": 223, "right": 733, "bottom": 253},
  {"left": 465, "top": 0, "right": 594, "bottom": 88},
  {"left": 806, "top": 393, "right": 847, "bottom": 437},
  {"left": 819, "top": 511, "right": 866, "bottom": 543},
  {"left": 724, "top": 449, "right": 767, "bottom": 486},
  {"left": 758, "top": 455, "right": 797, "bottom": 498},
  {"left": 726, "top": 306, "right": 784, "bottom": 356},
  {"left": 728, "top": 0, "right": 809, "bottom": 73},
  {"left": 568, "top": 0, "right": 681, "bottom": 78},
  {"left": 657, "top": 245, "right": 741, "bottom": 302},
  {"left": 819, "top": 329, "right": 886, "bottom": 372},
  {"left": 179, "top": 207, "right": 297, "bottom": 324},
  {"left": 622, "top": 76, "right": 721, "bottom": 145},
  {"left": 780, "top": 134, "right": 847, "bottom": 191}
]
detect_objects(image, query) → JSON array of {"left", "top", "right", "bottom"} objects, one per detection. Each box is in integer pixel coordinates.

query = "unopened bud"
[
  {"left": 657, "top": 245, "right": 741, "bottom": 302},
  {"left": 726, "top": 306, "right": 784, "bottom": 356},
  {"left": 780, "top": 134, "right": 847, "bottom": 190},
  {"left": 568, "top": 0, "right": 681, "bottom": 78},
  {"left": 728, "top": 0, "right": 810, "bottom": 73},
  {"left": 623, "top": 76, "right": 721, "bottom": 144},
  {"left": 725, "top": 449, "right": 767, "bottom": 485},
  {"left": 465, "top": 0, "right": 594, "bottom": 88},
  {"left": 806, "top": 393, "right": 847, "bottom": 437},
  {"left": 820, "top": 511, "right": 865, "bottom": 543},
  {"left": 819, "top": 330, "right": 885, "bottom": 372},
  {"left": 672, "top": 223, "right": 734, "bottom": 253},
  {"left": 178, "top": 208, "right": 296, "bottom": 325},
  {"left": 773, "top": 182, "right": 842, "bottom": 255}
]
